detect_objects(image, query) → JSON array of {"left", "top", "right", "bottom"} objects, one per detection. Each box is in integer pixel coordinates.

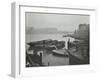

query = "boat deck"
[
  {"left": 52, "top": 49, "right": 69, "bottom": 56},
  {"left": 67, "top": 48, "right": 89, "bottom": 65}
]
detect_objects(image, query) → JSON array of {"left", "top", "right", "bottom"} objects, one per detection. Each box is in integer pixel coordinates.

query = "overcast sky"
[{"left": 25, "top": 12, "right": 89, "bottom": 32}]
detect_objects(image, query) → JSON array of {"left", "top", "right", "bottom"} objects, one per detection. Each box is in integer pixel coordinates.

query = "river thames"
[{"left": 26, "top": 33, "right": 75, "bottom": 66}]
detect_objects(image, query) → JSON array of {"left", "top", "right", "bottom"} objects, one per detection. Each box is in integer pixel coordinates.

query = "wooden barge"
[{"left": 52, "top": 49, "right": 69, "bottom": 57}]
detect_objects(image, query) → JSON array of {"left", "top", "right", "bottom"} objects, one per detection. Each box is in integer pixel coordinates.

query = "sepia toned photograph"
[{"left": 25, "top": 12, "right": 90, "bottom": 67}]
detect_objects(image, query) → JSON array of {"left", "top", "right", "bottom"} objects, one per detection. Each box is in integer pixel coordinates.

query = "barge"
[{"left": 52, "top": 49, "right": 69, "bottom": 56}]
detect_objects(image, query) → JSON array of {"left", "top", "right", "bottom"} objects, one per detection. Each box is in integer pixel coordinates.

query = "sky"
[{"left": 25, "top": 12, "right": 89, "bottom": 32}]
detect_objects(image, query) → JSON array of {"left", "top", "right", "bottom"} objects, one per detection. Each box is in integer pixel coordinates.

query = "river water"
[{"left": 26, "top": 33, "right": 75, "bottom": 66}]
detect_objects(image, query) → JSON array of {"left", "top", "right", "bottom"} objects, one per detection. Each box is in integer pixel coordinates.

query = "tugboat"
[
  {"left": 67, "top": 41, "right": 89, "bottom": 65},
  {"left": 66, "top": 24, "right": 90, "bottom": 65}
]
